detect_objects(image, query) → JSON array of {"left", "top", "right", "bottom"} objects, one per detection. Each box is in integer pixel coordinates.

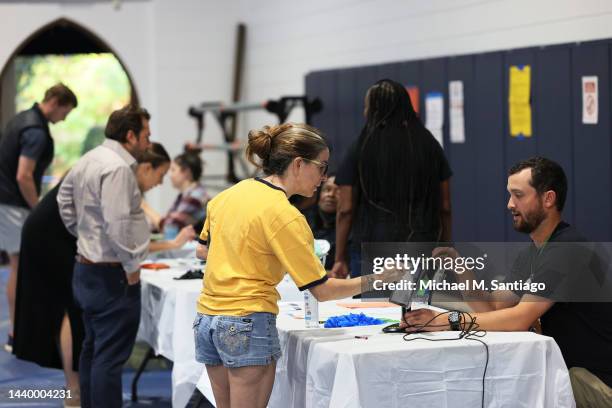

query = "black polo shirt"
[
  {"left": 0, "top": 104, "right": 53, "bottom": 208},
  {"left": 509, "top": 222, "right": 612, "bottom": 387}
]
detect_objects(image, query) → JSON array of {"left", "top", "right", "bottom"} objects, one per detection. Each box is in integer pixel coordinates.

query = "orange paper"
[
  {"left": 406, "top": 86, "right": 419, "bottom": 114},
  {"left": 141, "top": 263, "right": 170, "bottom": 270}
]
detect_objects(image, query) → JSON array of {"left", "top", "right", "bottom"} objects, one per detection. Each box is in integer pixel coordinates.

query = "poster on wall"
[
  {"left": 406, "top": 86, "right": 420, "bottom": 114},
  {"left": 449, "top": 80, "right": 465, "bottom": 143},
  {"left": 582, "top": 76, "right": 598, "bottom": 125},
  {"left": 425, "top": 92, "right": 444, "bottom": 148},
  {"left": 509, "top": 65, "right": 532, "bottom": 138}
]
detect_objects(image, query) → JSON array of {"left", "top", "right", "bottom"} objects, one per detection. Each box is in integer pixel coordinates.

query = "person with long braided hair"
[{"left": 332, "top": 79, "right": 453, "bottom": 278}]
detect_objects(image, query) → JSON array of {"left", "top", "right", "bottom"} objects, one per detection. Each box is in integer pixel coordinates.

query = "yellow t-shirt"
[{"left": 197, "top": 178, "right": 328, "bottom": 316}]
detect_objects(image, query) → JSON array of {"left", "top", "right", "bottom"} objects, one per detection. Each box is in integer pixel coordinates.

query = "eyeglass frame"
[{"left": 302, "top": 158, "right": 329, "bottom": 176}]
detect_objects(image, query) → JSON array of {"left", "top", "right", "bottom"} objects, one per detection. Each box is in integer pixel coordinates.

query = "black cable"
[{"left": 401, "top": 311, "right": 489, "bottom": 408}]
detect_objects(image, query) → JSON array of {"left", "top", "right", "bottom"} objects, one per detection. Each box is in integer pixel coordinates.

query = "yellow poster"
[
  {"left": 509, "top": 65, "right": 532, "bottom": 137},
  {"left": 509, "top": 104, "right": 532, "bottom": 137}
]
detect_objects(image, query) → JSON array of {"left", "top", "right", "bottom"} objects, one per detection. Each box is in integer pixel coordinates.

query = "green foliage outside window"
[{"left": 15, "top": 53, "right": 131, "bottom": 181}]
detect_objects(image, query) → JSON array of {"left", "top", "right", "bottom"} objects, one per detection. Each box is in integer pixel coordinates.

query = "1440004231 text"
[{"left": 7, "top": 389, "right": 72, "bottom": 399}]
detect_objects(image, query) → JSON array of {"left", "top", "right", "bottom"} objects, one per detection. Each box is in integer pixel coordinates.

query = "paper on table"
[
  {"left": 337, "top": 302, "right": 396, "bottom": 309},
  {"left": 289, "top": 308, "right": 399, "bottom": 321},
  {"left": 141, "top": 263, "right": 171, "bottom": 270}
]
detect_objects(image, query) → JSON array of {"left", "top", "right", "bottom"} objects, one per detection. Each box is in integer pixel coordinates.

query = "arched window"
[{"left": 0, "top": 17, "right": 138, "bottom": 187}]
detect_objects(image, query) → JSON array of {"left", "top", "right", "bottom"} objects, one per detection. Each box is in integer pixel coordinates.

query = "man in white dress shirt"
[{"left": 58, "top": 105, "right": 152, "bottom": 408}]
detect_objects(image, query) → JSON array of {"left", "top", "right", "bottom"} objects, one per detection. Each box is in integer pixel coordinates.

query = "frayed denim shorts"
[{"left": 193, "top": 312, "right": 281, "bottom": 368}]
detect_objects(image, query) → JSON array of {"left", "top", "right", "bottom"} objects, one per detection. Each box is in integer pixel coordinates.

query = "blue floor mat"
[{"left": 0, "top": 266, "right": 173, "bottom": 407}]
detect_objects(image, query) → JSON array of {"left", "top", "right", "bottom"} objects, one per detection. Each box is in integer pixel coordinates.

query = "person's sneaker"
[{"left": 3, "top": 334, "right": 12, "bottom": 353}]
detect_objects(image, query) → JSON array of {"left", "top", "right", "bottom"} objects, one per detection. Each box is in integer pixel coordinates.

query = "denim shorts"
[{"left": 193, "top": 312, "right": 281, "bottom": 368}]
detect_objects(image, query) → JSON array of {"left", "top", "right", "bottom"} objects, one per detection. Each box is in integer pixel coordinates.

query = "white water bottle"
[
  {"left": 304, "top": 239, "right": 328, "bottom": 328},
  {"left": 304, "top": 289, "right": 319, "bottom": 328}
]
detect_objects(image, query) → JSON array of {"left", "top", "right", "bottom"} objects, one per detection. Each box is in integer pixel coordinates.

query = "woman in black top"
[
  {"left": 333, "top": 79, "right": 453, "bottom": 278},
  {"left": 13, "top": 182, "right": 83, "bottom": 405}
]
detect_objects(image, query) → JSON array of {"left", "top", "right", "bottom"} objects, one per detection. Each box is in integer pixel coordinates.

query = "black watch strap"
[{"left": 448, "top": 311, "right": 461, "bottom": 331}]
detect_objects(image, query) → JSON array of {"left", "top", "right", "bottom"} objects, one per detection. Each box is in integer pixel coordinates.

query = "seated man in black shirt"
[{"left": 403, "top": 157, "right": 612, "bottom": 408}]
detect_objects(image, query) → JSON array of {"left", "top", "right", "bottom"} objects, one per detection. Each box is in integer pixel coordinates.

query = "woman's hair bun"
[
  {"left": 247, "top": 126, "right": 273, "bottom": 160},
  {"left": 245, "top": 123, "right": 326, "bottom": 175},
  {"left": 246, "top": 123, "right": 293, "bottom": 166}
]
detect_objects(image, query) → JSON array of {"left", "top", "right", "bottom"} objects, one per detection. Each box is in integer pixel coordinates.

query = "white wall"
[
  {"left": 0, "top": 0, "right": 240, "bottom": 211},
  {"left": 0, "top": 1, "right": 154, "bottom": 111},
  {"left": 2, "top": 0, "right": 612, "bottom": 209},
  {"left": 147, "top": 0, "right": 240, "bottom": 208},
  {"left": 238, "top": 0, "right": 612, "bottom": 133}
]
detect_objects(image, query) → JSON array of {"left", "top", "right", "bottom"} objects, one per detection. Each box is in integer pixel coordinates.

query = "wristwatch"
[{"left": 448, "top": 311, "right": 461, "bottom": 331}]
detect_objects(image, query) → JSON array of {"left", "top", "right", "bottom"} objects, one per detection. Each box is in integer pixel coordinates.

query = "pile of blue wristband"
[{"left": 323, "top": 313, "right": 384, "bottom": 328}]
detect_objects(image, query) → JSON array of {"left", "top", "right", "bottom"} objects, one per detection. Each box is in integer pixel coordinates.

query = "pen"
[{"left": 354, "top": 335, "right": 369, "bottom": 340}]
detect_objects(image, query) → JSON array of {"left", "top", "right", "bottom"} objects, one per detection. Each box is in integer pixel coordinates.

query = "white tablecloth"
[
  {"left": 197, "top": 302, "right": 576, "bottom": 408},
  {"left": 137, "top": 258, "right": 303, "bottom": 408},
  {"left": 138, "top": 262, "right": 574, "bottom": 408}
]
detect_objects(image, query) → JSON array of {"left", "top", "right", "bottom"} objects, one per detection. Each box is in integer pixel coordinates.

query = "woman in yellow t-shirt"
[{"left": 194, "top": 123, "right": 398, "bottom": 408}]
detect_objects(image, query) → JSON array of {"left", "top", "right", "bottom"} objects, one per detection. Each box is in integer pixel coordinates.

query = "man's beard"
[
  {"left": 129, "top": 145, "right": 147, "bottom": 161},
  {"left": 512, "top": 205, "right": 546, "bottom": 234}
]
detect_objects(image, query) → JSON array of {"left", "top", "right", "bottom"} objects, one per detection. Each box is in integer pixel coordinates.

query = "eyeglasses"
[{"left": 303, "top": 158, "right": 328, "bottom": 176}]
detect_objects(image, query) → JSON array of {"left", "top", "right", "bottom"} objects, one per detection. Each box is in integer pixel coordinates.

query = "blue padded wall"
[
  {"left": 304, "top": 38, "right": 612, "bottom": 241},
  {"left": 571, "top": 41, "right": 611, "bottom": 241}
]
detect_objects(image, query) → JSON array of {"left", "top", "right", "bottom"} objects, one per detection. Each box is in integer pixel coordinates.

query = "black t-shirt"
[
  {"left": 509, "top": 222, "right": 612, "bottom": 387},
  {"left": 304, "top": 206, "right": 337, "bottom": 270},
  {"left": 336, "top": 126, "right": 452, "bottom": 250}
]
